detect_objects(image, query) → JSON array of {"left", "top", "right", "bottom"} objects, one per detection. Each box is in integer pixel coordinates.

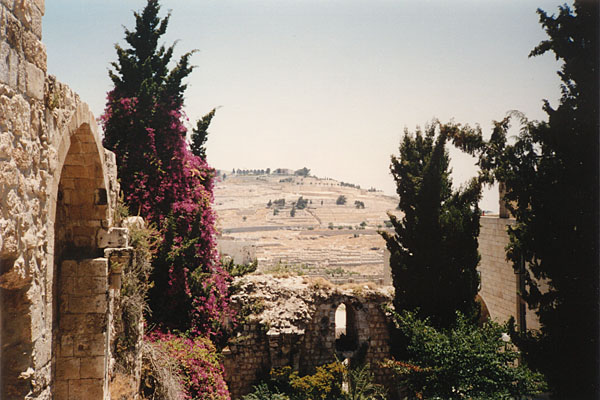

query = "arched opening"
[
  {"left": 475, "top": 294, "right": 491, "bottom": 326},
  {"left": 51, "top": 124, "right": 109, "bottom": 399},
  {"left": 335, "top": 303, "right": 358, "bottom": 354}
]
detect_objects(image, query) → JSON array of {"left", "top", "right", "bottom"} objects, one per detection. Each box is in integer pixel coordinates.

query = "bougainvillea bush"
[
  {"left": 145, "top": 332, "right": 230, "bottom": 400},
  {"left": 101, "top": 0, "right": 233, "bottom": 337}
]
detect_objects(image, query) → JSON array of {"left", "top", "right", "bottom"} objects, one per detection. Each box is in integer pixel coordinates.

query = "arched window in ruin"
[
  {"left": 476, "top": 294, "right": 491, "bottom": 327},
  {"left": 51, "top": 123, "right": 110, "bottom": 399},
  {"left": 335, "top": 303, "right": 358, "bottom": 353}
]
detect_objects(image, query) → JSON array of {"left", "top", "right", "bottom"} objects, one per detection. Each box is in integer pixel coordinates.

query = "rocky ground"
[{"left": 214, "top": 173, "right": 400, "bottom": 284}]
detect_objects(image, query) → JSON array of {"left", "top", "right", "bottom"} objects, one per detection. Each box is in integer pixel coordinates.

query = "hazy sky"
[{"left": 43, "top": 0, "right": 567, "bottom": 212}]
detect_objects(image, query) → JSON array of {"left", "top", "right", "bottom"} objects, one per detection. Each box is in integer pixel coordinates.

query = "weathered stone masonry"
[
  {"left": 1, "top": 1, "right": 131, "bottom": 398},
  {"left": 223, "top": 276, "right": 393, "bottom": 399}
]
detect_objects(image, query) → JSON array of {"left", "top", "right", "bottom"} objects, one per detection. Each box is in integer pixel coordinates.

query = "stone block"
[
  {"left": 68, "top": 294, "right": 107, "bottom": 314},
  {"left": 80, "top": 356, "right": 105, "bottom": 379},
  {"left": 55, "top": 357, "right": 79, "bottom": 380},
  {"left": 60, "top": 334, "right": 74, "bottom": 357},
  {"left": 73, "top": 333, "right": 105, "bottom": 357},
  {"left": 123, "top": 216, "right": 145, "bottom": 231},
  {"left": 22, "top": 30, "right": 45, "bottom": 71},
  {"left": 75, "top": 276, "right": 107, "bottom": 295},
  {"left": 61, "top": 261, "right": 78, "bottom": 279},
  {"left": 78, "top": 258, "right": 108, "bottom": 277},
  {"left": 53, "top": 379, "right": 69, "bottom": 400},
  {"left": 69, "top": 378, "right": 104, "bottom": 400},
  {"left": 96, "top": 227, "right": 128, "bottom": 249},
  {"left": 60, "top": 313, "right": 105, "bottom": 335}
]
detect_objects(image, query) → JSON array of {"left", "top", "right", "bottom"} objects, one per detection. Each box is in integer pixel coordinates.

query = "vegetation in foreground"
[
  {"left": 243, "top": 362, "right": 386, "bottom": 400},
  {"left": 383, "top": 311, "right": 546, "bottom": 400},
  {"left": 445, "top": 2, "right": 598, "bottom": 397}
]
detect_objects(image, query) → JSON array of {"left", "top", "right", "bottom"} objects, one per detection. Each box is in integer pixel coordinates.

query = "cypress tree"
[
  {"left": 101, "top": 0, "right": 231, "bottom": 336},
  {"left": 381, "top": 124, "right": 481, "bottom": 330}
]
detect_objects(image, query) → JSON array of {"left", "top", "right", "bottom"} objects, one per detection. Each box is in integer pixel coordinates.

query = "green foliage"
[
  {"left": 222, "top": 258, "right": 258, "bottom": 278},
  {"left": 248, "top": 362, "right": 385, "bottom": 400},
  {"left": 294, "top": 167, "right": 311, "bottom": 177},
  {"left": 242, "top": 383, "right": 290, "bottom": 400},
  {"left": 384, "top": 310, "right": 546, "bottom": 400},
  {"left": 381, "top": 124, "right": 481, "bottom": 330},
  {"left": 295, "top": 196, "right": 308, "bottom": 210},
  {"left": 336, "top": 195, "right": 347, "bottom": 205},
  {"left": 273, "top": 198, "right": 286, "bottom": 208},
  {"left": 191, "top": 108, "right": 216, "bottom": 160},
  {"left": 345, "top": 364, "right": 387, "bottom": 400},
  {"left": 262, "top": 262, "right": 308, "bottom": 277},
  {"left": 114, "top": 218, "right": 160, "bottom": 374},
  {"left": 444, "top": 3, "right": 599, "bottom": 397},
  {"left": 107, "top": 0, "right": 194, "bottom": 109},
  {"left": 271, "top": 362, "right": 345, "bottom": 400},
  {"left": 354, "top": 201, "right": 365, "bottom": 209},
  {"left": 146, "top": 333, "right": 230, "bottom": 399}
]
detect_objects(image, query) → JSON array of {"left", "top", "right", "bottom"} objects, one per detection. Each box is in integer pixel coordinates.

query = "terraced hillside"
[{"left": 214, "top": 173, "right": 400, "bottom": 284}]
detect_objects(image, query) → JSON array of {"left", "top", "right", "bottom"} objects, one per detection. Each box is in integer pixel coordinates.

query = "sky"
[{"left": 43, "top": 0, "right": 567, "bottom": 212}]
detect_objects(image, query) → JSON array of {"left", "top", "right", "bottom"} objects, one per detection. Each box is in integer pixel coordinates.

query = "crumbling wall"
[
  {"left": 223, "top": 276, "right": 393, "bottom": 399},
  {"left": 0, "top": 1, "right": 135, "bottom": 398}
]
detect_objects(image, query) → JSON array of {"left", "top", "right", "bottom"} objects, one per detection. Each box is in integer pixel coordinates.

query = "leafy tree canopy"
[
  {"left": 191, "top": 108, "right": 217, "bottom": 160},
  {"left": 444, "top": 2, "right": 599, "bottom": 397},
  {"left": 102, "top": 0, "right": 232, "bottom": 337},
  {"left": 381, "top": 123, "right": 481, "bottom": 330},
  {"left": 384, "top": 311, "right": 547, "bottom": 400}
]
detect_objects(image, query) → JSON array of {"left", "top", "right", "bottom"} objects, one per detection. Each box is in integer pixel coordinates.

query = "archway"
[
  {"left": 335, "top": 303, "right": 358, "bottom": 354},
  {"left": 51, "top": 123, "right": 110, "bottom": 399},
  {"left": 475, "top": 294, "right": 491, "bottom": 326}
]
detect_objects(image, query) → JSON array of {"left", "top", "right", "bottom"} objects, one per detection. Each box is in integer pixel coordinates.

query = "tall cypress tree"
[
  {"left": 101, "top": 0, "right": 232, "bottom": 336},
  {"left": 381, "top": 124, "right": 481, "bottom": 330},
  {"left": 447, "top": 3, "right": 598, "bottom": 397}
]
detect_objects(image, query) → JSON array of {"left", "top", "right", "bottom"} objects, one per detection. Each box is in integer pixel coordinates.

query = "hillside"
[{"left": 213, "top": 173, "right": 400, "bottom": 284}]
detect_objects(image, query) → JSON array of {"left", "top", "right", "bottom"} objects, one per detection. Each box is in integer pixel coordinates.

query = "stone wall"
[
  {"left": 223, "top": 276, "right": 394, "bottom": 399},
  {"left": 478, "top": 216, "right": 540, "bottom": 331},
  {"left": 0, "top": 1, "right": 133, "bottom": 398}
]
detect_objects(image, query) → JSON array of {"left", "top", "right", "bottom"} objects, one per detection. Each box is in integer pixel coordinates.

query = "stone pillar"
[{"left": 54, "top": 258, "right": 109, "bottom": 400}]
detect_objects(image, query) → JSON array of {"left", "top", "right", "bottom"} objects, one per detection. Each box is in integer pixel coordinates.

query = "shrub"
[
  {"left": 242, "top": 383, "right": 290, "bottom": 400},
  {"left": 336, "top": 195, "right": 347, "bottom": 205},
  {"left": 295, "top": 196, "right": 308, "bottom": 210},
  {"left": 146, "top": 332, "right": 230, "bottom": 400},
  {"left": 271, "top": 362, "right": 345, "bottom": 400},
  {"left": 383, "top": 310, "right": 547, "bottom": 399}
]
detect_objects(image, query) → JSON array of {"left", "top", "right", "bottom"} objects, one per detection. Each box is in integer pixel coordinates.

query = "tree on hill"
[
  {"left": 336, "top": 195, "right": 347, "bottom": 205},
  {"left": 447, "top": 3, "right": 599, "bottom": 397},
  {"left": 380, "top": 124, "right": 481, "bottom": 330},
  {"left": 294, "top": 167, "right": 310, "bottom": 177},
  {"left": 101, "top": 0, "right": 232, "bottom": 336},
  {"left": 295, "top": 196, "right": 308, "bottom": 210}
]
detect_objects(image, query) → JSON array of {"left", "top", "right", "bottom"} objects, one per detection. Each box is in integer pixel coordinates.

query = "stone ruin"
[
  {"left": 1, "top": 1, "right": 136, "bottom": 398},
  {"left": 223, "top": 275, "right": 394, "bottom": 398}
]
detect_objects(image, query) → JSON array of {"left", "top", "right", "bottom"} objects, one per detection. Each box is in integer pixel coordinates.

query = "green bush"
[
  {"left": 243, "top": 383, "right": 290, "bottom": 400},
  {"left": 271, "top": 362, "right": 345, "bottom": 400},
  {"left": 336, "top": 195, "right": 347, "bottom": 205},
  {"left": 383, "top": 310, "right": 547, "bottom": 400}
]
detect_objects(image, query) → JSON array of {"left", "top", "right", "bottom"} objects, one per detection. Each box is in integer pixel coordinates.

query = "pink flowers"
[
  {"left": 147, "top": 332, "right": 230, "bottom": 399},
  {"left": 101, "top": 92, "right": 234, "bottom": 337}
]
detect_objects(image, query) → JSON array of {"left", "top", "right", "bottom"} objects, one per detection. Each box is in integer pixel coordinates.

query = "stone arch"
[
  {"left": 50, "top": 108, "right": 114, "bottom": 399},
  {"left": 335, "top": 302, "right": 359, "bottom": 354},
  {"left": 476, "top": 294, "right": 491, "bottom": 326}
]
